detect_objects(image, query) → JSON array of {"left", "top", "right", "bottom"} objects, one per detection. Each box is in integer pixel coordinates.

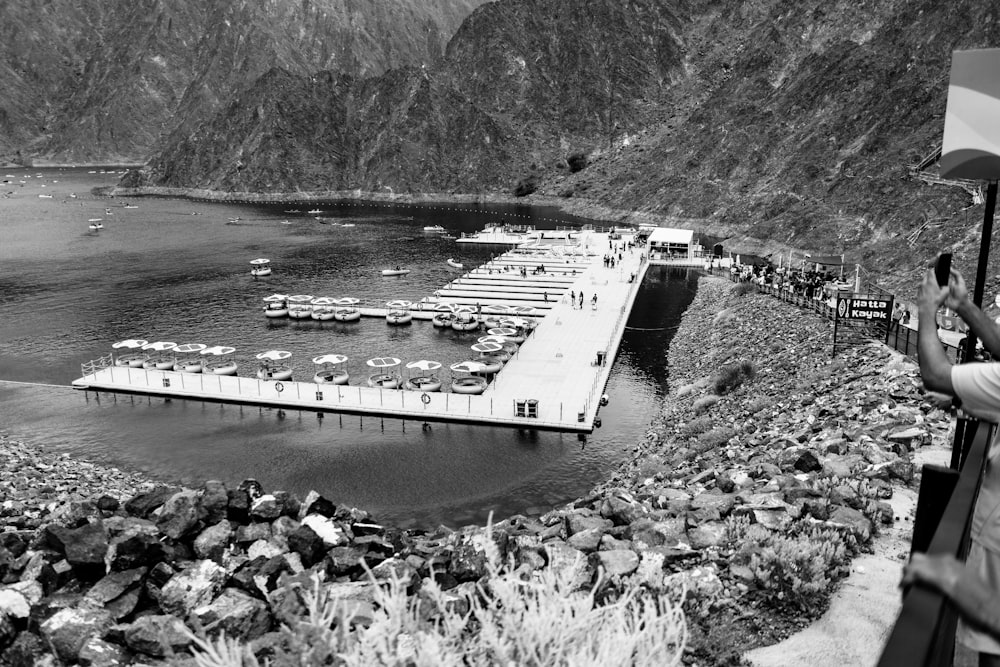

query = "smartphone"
[{"left": 935, "top": 253, "right": 952, "bottom": 287}]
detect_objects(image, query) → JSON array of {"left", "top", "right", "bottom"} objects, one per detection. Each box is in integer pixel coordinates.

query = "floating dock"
[{"left": 73, "top": 231, "right": 649, "bottom": 432}]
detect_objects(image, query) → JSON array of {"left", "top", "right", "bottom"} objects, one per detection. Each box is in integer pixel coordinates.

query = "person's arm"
[
  {"left": 902, "top": 553, "right": 1000, "bottom": 637},
  {"left": 918, "top": 268, "right": 955, "bottom": 394},
  {"left": 947, "top": 269, "right": 1000, "bottom": 357}
]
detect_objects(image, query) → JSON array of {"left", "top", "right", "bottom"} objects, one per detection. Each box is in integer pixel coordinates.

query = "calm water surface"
[{"left": 0, "top": 168, "right": 697, "bottom": 529}]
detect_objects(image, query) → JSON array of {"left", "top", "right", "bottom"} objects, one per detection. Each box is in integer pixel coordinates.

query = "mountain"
[
  {"left": 0, "top": 0, "right": 487, "bottom": 163},
  {"left": 137, "top": 0, "right": 1000, "bottom": 297}
]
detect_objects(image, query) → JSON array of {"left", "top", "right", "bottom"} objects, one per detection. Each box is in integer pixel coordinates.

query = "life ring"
[
  {"left": 421, "top": 392, "right": 431, "bottom": 405},
  {"left": 274, "top": 382, "right": 284, "bottom": 392}
]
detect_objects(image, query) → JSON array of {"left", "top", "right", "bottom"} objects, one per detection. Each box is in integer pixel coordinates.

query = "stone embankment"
[{"left": 0, "top": 275, "right": 950, "bottom": 665}]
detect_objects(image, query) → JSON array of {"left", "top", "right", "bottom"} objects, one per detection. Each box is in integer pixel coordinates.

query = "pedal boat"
[
  {"left": 172, "top": 343, "right": 207, "bottom": 373},
  {"left": 112, "top": 339, "right": 149, "bottom": 367},
  {"left": 256, "top": 350, "right": 293, "bottom": 381},
  {"left": 201, "top": 346, "right": 238, "bottom": 376},
  {"left": 313, "top": 354, "right": 350, "bottom": 385}
]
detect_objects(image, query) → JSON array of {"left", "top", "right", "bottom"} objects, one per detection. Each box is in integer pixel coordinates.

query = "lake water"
[{"left": 0, "top": 168, "right": 698, "bottom": 529}]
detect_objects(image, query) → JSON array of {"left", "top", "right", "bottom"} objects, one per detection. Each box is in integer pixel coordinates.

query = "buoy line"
[{"left": 0, "top": 379, "right": 73, "bottom": 389}]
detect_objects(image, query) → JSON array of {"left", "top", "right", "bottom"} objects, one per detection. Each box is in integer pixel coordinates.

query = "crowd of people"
[{"left": 731, "top": 262, "right": 856, "bottom": 303}]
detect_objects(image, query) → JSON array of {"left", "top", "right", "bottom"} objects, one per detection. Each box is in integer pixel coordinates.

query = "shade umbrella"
[
  {"left": 512, "top": 306, "right": 536, "bottom": 315},
  {"left": 174, "top": 343, "right": 207, "bottom": 354},
  {"left": 478, "top": 335, "right": 510, "bottom": 344},
  {"left": 385, "top": 300, "right": 412, "bottom": 309},
  {"left": 141, "top": 341, "right": 177, "bottom": 352},
  {"left": 250, "top": 258, "right": 270, "bottom": 266},
  {"left": 450, "top": 360, "right": 489, "bottom": 374},
  {"left": 201, "top": 346, "right": 236, "bottom": 356},
  {"left": 337, "top": 297, "right": 360, "bottom": 305},
  {"left": 406, "top": 360, "right": 442, "bottom": 372},
  {"left": 488, "top": 328, "right": 518, "bottom": 337},
  {"left": 313, "top": 354, "right": 348, "bottom": 365},
  {"left": 256, "top": 350, "right": 292, "bottom": 361},
  {"left": 366, "top": 357, "right": 401, "bottom": 368},
  {"left": 288, "top": 295, "right": 314, "bottom": 304},
  {"left": 471, "top": 341, "right": 502, "bottom": 353},
  {"left": 311, "top": 297, "right": 337, "bottom": 306},
  {"left": 432, "top": 302, "right": 458, "bottom": 312},
  {"left": 112, "top": 339, "right": 148, "bottom": 349},
  {"left": 263, "top": 294, "right": 288, "bottom": 303},
  {"left": 454, "top": 304, "right": 476, "bottom": 313}
]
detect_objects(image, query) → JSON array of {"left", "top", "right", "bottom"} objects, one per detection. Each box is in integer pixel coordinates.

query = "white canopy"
[
  {"left": 313, "top": 354, "right": 349, "bottom": 365},
  {"left": 406, "top": 359, "right": 442, "bottom": 372},
  {"left": 311, "top": 297, "right": 337, "bottom": 306},
  {"left": 174, "top": 343, "right": 207, "bottom": 354},
  {"left": 336, "top": 297, "right": 360, "bottom": 305},
  {"left": 262, "top": 294, "right": 288, "bottom": 302},
  {"left": 366, "top": 357, "right": 401, "bottom": 368},
  {"left": 471, "top": 341, "right": 502, "bottom": 353},
  {"left": 250, "top": 258, "right": 270, "bottom": 265},
  {"left": 112, "top": 339, "right": 148, "bottom": 349},
  {"left": 478, "top": 335, "right": 510, "bottom": 344},
  {"left": 288, "top": 295, "right": 314, "bottom": 303},
  {"left": 386, "top": 300, "right": 412, "bottom": 309},
  {"left": 488, "top": 328, "right": 518, "bottom": 336},
  {"left": 256, "top": 350, "right": 292, "bottom": 361},
  {"left": 201, "top": 346, "right": 236, "bottom": 356},
  {"left": 450, "top": 360, "right": 488, "bottom": 374},
  {"left": 141, "top": 341, "right": 177, "bottom": 352},
  {"left": 511, "top": 306, "right": 536, "bottom": 315}
]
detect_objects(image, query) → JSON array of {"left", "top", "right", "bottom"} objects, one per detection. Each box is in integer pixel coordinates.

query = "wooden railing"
[{"left": 877, "top": 419, "right": 993, "bottom": 666}]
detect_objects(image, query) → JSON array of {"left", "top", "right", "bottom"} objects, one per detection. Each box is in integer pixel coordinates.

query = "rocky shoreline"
[{"left": 0, "top": 275, "right": 949, "bottom": 665}]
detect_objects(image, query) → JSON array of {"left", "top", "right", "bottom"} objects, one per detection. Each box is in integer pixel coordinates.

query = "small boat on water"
[
  {"left": 333, "top": 297, "right": 361, "bottom": 322},
  {"left": 450, "top": 361, "right": 489, "bottom": 394},
  {"left": 488, "top": 327, "right": 525, "bottom": 344},
  {"left": 262, "top": 294, "right": 289, "bottom": 318},
  {"left": 447, "top": 258, "right": 464, "bottom": 269},
  {"left": 404, "top": 359, "right": 443, "bottom": 392},
  {"left": 201, "top": 346, "right": 238, "bottom": 375},
  {"left": 172, "top": 343, "right": 207, "bottom": 373},
  {"left": 423, "top": 225, "right": 446, "bottom": 232},
  {"left": 451, "top": 311, "right": 480, "bottom": 331},
  {"left": 366, "top": 357, "right": 401, "bottom": 389},
  {"left": 310, "top": 297, "right": 337, "bottom": 321},
  {"left": 385, "top": 300, "right": 413, "bottom": 325},
  {"left": 38, "top": 194, "right": 53, "bottom": 199},
  {"left": 432, "top": 312, "right": 455, "bottom": 328},
  {"left": 287, "top": 294, "right": 314, "bottom": 319},
  {"left": 250, "top": 258, "right": 272, "bottom": 277},
  {"left": 313, "top": 354, "right": 350, "bottom": 385},
  {"left": 141, "top": 341, "right": 178, "bottom": 370},
  {"left": 256, "top": 350, "right": 293, "bottom": 381},
  {"left": 123, "top": 204, "right": 138, "bottom": 209},
  {"left": 112, "top": 339, "right": 149, "bottom": 367},
  {"left": 381, "top": 267, "right": 411, "bottom": 277},
  {"left": 307, "top": 208, "right": 322, "bottom": 214},
  {"left": 88, "top": 221, "right": 103, "bottom": 230}
]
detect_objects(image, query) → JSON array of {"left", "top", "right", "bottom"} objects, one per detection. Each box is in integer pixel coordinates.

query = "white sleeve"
[{"left": 952, "top": 363, "right": 1000, "bottom": 424}]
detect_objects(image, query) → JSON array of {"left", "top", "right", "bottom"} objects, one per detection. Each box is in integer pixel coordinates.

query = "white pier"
[{"left": 73, "top": 233, "right": 650, "bottom": 432}]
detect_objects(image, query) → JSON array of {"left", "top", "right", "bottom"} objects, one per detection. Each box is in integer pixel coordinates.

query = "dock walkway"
[{"left": 73, "top": 233, "right": 649, "bottom": 431}]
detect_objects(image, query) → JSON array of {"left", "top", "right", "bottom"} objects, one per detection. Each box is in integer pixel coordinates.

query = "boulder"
[
  {"left": 78, "top": 636, "right": 128, "bottom": 666},
  {"left": 200, "top": 481, "right": 229, "bottom": 525},
  {"left": 158, "top": 559, "right": 227, "bottom": 618},
  {"left": 122, "top": 614, "right": 192, "bottom": 657},
  {"left": 250, "top": 495, "right": 282, "bottom": 521},
  {"left": 591, "top": 550, "right": 640, "bottom": 578},
  {"left": 542, "top": 542, "right": 593, "bottom": 591},
  {"left": 192, "top": 587, "right": 271, "bottom": 640},
  {"left": 123, "top": 486, "right": 180, "bottom": 519},
  {"left": 564, "top": 512, "right": 613, "bottom": 536},
  {"left": 286, "top": 525, "right": 326, "bottom": 567},
  {"left": 193, "top": 520, "right": 233, "bottom": 562},
  {"left": 301, "top": 515, "right": 348, "bottom": 548},
  {"left": 566, "top": 528, "right": 603, "bottom": 552},
  {"left": 155, "top": 490, "right": 204, "bottom": 540},
  {"left": 39, "top": 607, "right": 114, "bottom": 663}
]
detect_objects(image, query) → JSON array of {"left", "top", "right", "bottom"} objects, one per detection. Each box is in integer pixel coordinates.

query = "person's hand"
[
  {"left": 944, "top": 268, "right": 971, "bottom": 311},
  {"left": 901, "top": 552, "right": 963, "bottom": 594},
  {"left": 918, "top": 268, "right": 950, "bottom": 315}
]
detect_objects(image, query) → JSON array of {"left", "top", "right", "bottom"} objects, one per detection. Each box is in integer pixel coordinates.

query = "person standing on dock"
[
  {"left": 570, "top": 290, "right": 576, "bottom": 308},
  {"left": 579, "top": 292, "right": 585, "bottom": 309}
]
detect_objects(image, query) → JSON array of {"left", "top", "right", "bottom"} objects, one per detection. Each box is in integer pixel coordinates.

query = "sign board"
[
  {"left": 833, "top": 293, "right": 894, "bottom": 356},
  {"left": 836, "top": 295, "right": 892, "bottom": 322},
  {"left": 941, "top": 48, "right": 1000, "bottom": 180}
]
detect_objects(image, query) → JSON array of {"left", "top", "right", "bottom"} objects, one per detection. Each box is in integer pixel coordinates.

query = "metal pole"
[{"left": 965, "top": 180, "right": 998, "bottom": 363}]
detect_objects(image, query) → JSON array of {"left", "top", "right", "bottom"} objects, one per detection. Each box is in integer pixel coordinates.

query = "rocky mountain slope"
[{"left": 0, "top": 0, "right": 486, "bottom": 163}]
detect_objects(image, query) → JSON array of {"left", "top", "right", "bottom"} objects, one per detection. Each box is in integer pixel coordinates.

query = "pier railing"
[{"left": 81, "top": 353, "right": 113, "bottom": 378}]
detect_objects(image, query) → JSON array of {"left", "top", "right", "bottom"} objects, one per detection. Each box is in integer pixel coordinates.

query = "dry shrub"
[
  {"left": 712, "top": 360, "right": 757, "bottom": 395},
  {"left": 692, "top": 395, "right": 719, "bottom": 415},
  {"left": 695, "top": 426, "right": 736, "bottom": 451},
  {"left": 712, "top": 309, "right": 737, "bottom": 327},
  {"left": 730, "top": 282, "right": 756, "bottom": 297},
  {"left": 681, "top": 415, "right": 714, "bottom": 437}
]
